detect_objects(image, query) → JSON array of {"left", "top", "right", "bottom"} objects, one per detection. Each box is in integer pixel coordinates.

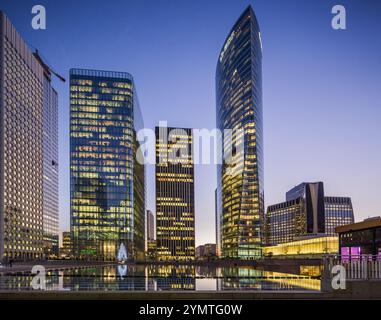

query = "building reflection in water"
[
  {"left": 148, "top": 265, "right": 196, "bottom": 291},
  {"left": 0, "top": 264, "right": 320, "bottom": 292}
]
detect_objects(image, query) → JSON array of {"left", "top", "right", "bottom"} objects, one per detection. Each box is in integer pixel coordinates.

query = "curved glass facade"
[
  {"left": 216, "top": 6, "right": 264, "bottom": 259},
  {"left": 70, "top": 69, "right": 145, "bottom": 261}
]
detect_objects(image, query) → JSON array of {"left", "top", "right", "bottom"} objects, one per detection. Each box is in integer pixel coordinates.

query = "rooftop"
[{"left": 336, "top": 217, "right": 381, "bottom": 233}]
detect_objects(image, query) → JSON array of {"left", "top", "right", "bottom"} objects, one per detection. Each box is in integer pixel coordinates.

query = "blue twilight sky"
[{"left": 1, "top": 0, "right": 380, "bottom": 246}]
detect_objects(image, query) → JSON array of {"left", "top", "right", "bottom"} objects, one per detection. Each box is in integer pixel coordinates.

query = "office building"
[
  {"left": 216, "top": 5, "right": 264, "bottom": 259},
  {"left": 325, "top": 197, "right": 354, "bottom": 236},
  {"left": 155, "top": 126, "right": 195, "bottom": 261},
  {"left": 215, "top": 188, "right": 221, "bottom": 257},
  {"left": 39, "top": 53, "right": 59, "bottom": 258},
  {"left": 263, "top": 235, "right": 339, "bottom": 259},
  {"left": 146, "top": 210, "right": 155, "bottom": 241},
  {"left": 266, "top": 182, "right": 354, "bottom": 246},
  {"left": 60, "top": 232, "right": 72, "bottom": 258},
  {"left": 146, "top": 239, "right": 157, "bottom": 261},
  {"left": 336, "top": 217, "right": 381, "bottom": 257},
  {"left": 196, "top": 243, "right": 217, "bottom": 260},
  {"left": 0, "top": 12, "right": 59, "bottom": 261},
  {"left": 146, "top": 210, "right": 156, "bottom": 260},
  {"left": 70, "top": 68, "right": 145, "bottom": 261}
]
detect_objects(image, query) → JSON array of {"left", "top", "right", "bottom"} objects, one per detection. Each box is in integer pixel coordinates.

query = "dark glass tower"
[
  {"left": 266, "top": 182, "right": 354, "bottom": 245},
  {"left": 70, "top": 69, "right": 145, "bottom": 261},
  {"left": 216, "top": 6, "right": 264, "bottom": 259}
]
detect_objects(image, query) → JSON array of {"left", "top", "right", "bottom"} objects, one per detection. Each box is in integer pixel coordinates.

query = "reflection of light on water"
[
  {"left": 118, "top": 265, "right": 127, "bottom": 278},
  {"left": 263, "top": 271, "right": 320, "bottom": 291},
  {"left": 300, "top": 265, "right": 322, "bottom": 277},
  {"left": 117, "top": 243, "right": 128, "bottom": 262},
  {"left": 0, "top": 265, "right": 320, "bottom": 292}
]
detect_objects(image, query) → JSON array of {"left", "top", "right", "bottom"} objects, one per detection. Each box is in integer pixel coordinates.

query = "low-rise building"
[
  {"left": 263, "top": 235, "right": 339, "bottom": 259},
  {"left": 336, "top": 217, "right": 381, "bottom": 257}
]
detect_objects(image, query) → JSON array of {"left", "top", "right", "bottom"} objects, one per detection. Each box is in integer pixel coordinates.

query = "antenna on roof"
[{"left": 33, "top": 49, "right": 66, "bottom": 82}]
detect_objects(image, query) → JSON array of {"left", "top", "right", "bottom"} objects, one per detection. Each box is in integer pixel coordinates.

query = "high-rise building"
[
  {"left": 266, "top": 182, "right": 354, "bottom": 245},
  {"left": 70, "top": 68, "right": 145, "bottom": 261},
  {"left": 196, "top": 243, "right": 217, "bottom": 260},
  {"left": 60, "top": 232, "right": 72, "bottom": 258},
  {"left": 215, "top": 188, "right": 221, "bottom": 257},
  {"left": 40, "top": 54, "right": 59, "bottom": 258},
  {"left": 324, "top": 197, "right": 354, "bottom": 236},
  {"left": 146, "top": 210, "right": 156, "bottom": 260},
  {"left": 146, "top": 210, "right": 155, "bottom": 241},
  {"left": 216, "top": 6, "right": 264, "bottom": 259},
  {"left": 0, "top": 12, "right": 59, "bottom": 261},
  {"left": 155, "top": 126, "right": 195, "bottom": 261}
]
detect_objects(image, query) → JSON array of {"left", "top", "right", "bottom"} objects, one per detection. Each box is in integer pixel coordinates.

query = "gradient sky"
[{"left": 1, "top": 0, "right": 380, "bottom": 246}]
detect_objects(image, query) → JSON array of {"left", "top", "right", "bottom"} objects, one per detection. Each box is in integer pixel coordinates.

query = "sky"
[{"left": 1, "top": 0, "right": 380, "bottom": 246}]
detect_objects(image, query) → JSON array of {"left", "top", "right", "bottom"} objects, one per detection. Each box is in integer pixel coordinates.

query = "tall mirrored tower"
[
  {"left": 216, "top": 6, "right": 264, "bottom": 259},
  {"left": 70, "top": 69, "right": 145, "bottom": 261}
]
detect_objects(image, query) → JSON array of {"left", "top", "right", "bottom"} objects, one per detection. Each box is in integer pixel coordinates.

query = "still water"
[{"left": 0, "top": 264, "right": 321, "bottom": 292}]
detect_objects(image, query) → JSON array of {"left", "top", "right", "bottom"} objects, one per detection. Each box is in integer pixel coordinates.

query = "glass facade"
[
  {"left": 266, "top": 182, "right": 354, "bottom": 246},
  {"left": 42, "top": 67, "right": 59, "bottom": 257},
  {"left": 263, "top": 236, "right": 339, "bottom": 258},
  {"left": 0, "top": 12, "right": 58, "bottom": 261},
  {"left": 155, "top": 127, "right": 195, "bottom": 261},
  {"left": 146, "top": 210, "right": 155, "bottom": 241},
  {"left": 324, "top": 197, "right": 354, "bottom": 236},
  {"left": 338, "top": 218, "right": 381, "bottom": 257},
  {"left": 70, "top": 68, "right": 145, "bottom": 261},
  {"left": 266, "top": 198, "right": 304, "bottom": 246},
  {"left": 60, "top": 231, "right": 72, "bottom": 258},
  {"left": 216, "top": 6, "right": 264, "bottom": 259}
]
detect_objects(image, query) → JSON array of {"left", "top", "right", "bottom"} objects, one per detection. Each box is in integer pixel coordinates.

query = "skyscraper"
[
  {"left": 0, "top": 12, "right": 59, "bottom": 261},
  {"left": 146, "top": 210, "right": 155, "bottom": 241},
  {"left": 40, "top": 54, "right": 59, "bottom": 258},
  {"left": 267, "top": 182, "right": 325, "bottom": 246},
  {"left": 216, "top": 6, "right": 264, "bottom": 259},
  {"left": 146, "top": 210, "right": 156, "bottom": 261},
  {"left": 266, "top": 182, "right": 355, "bottom": 245},
  {"left": 70, "top": 68, "right": 145, "bottom": 261},
  {"left": 324, "top": 197, "right": 354, "bottom": 236},
  {"left": 155, "top": 126, "right": 195, "bottom": 261}
]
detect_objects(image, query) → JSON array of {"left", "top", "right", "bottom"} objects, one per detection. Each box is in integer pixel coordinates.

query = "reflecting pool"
[{"left": 0, "top": 264, "right": 321, "bottom": 292}]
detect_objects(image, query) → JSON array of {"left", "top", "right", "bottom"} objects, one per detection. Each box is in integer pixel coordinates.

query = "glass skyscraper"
[
  {"left": 266, "top": 182, "right": 354, "bottom": 245},
  {"left": 155, "top": 127, "right": 195, "bottom": 261},
  {"left": 216, "top": 6, "right": 264, "bottom": 259},
  {"left": 70, "top": 69, "right": 145, "bottom": 261},
  {"left": 0, "top": 12, "right": 59, "bottom": 261},
  {"left": 324, "top": 197, "right": 354, "bottom": 236}
]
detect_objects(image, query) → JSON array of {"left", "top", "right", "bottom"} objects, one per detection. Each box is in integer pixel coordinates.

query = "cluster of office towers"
[{"left": 0, "top": 7, "right": 354, "bottom": 262}]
